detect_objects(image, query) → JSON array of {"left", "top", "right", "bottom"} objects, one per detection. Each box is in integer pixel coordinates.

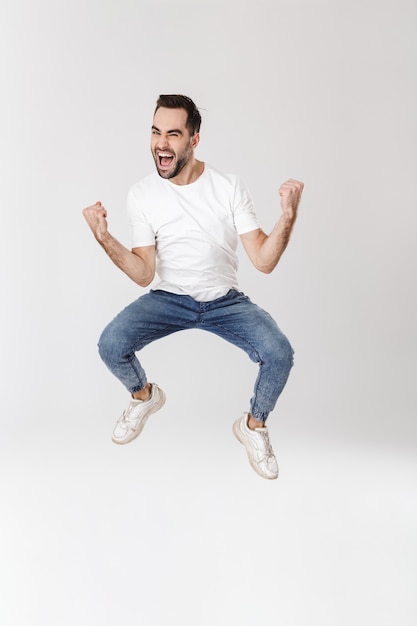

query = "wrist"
[
  {"left": 97, "top": 230, "right": 111, "bottom": 245},
  {"left": 280, "top": 213, "right": 296, "bottom": 227}
]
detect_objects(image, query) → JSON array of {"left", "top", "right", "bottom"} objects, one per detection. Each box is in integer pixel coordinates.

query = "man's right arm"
[{"left": 82, "top": 201, "right": 155, "bottom": 287}]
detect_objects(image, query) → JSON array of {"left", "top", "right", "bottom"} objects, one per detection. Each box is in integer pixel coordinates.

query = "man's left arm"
[{"left": 240, "top": 178, "right": 304, "bottom": 274}]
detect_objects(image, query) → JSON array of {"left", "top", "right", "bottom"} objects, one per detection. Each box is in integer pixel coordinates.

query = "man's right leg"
[
  {"left": 97, "top": 290, "right": 198, "bottom": 444},
  {"left": 98, "top": 291, "right": 176, "bottom": 444}
]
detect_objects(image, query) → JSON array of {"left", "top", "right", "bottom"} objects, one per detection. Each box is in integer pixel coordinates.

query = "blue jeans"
[{"left": 98, "top": 289, "right": 293, "bottom": 422}]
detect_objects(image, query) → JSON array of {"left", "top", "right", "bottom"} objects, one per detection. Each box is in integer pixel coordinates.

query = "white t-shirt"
[{"left": 127, "top": 164, "right": 260, "bottom": 301}]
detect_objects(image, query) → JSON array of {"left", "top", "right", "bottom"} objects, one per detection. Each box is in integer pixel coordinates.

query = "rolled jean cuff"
[
  {"left": 129, "top": 381, "right": 148, "bottom": 394},
  {"left": 251, "top": 411, "right": 269, "bottom": 423}
]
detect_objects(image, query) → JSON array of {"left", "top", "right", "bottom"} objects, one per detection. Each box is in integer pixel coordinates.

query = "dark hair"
[{"left": 154, "top": 94, "right": 202, "bottom": 135}]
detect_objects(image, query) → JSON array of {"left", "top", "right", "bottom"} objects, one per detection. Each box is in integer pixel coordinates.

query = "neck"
[{"left": 170, "top": 159, "right": 204, "bottom": 186}]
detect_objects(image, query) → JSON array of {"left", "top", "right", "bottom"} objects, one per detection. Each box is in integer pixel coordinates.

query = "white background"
[{"left": 1, "top": 0, "right": 416, "bottom": 624}]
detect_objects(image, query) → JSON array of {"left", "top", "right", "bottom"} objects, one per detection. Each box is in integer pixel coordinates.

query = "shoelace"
[
  {"left": 117, "top": 401, "right": 141, "bottom": 428},
  {"left": 256, "top": 428, "right": 276, "bottom": 464}
]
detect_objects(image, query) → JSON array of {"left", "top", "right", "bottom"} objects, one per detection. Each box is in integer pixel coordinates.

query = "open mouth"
[{"left": 157, "top": 152, "right": 174, "bottom": 169}]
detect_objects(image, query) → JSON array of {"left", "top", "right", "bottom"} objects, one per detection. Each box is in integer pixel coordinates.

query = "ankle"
[
  {"left": 132, "top": 383, "right": 151, "bottom": 401},
  {"left": 247, "top": 413, "right": 266, "bottom": 430}
]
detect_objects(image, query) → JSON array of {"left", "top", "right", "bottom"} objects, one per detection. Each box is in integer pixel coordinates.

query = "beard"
[{"left": 153, "top": 145, "right": 191, "bottom": 180}]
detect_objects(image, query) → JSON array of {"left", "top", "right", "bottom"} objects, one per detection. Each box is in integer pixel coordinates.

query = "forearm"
[
  {"left": 254, "top": 215, "right": 296, "bottom": 273},
  {"left": 244, "top": 178, "right": 303, "bottom": 273},
  {"left": 97, "top": 232, "right": 154, "bottom": 286}
]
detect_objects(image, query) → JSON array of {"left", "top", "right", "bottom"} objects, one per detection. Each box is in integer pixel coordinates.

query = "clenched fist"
[
  {"left": 82, "top": 201, "right": 109, "bottom": 242},
  {"left": 279, "top": 179, "right": 304, "bottom": 221}
]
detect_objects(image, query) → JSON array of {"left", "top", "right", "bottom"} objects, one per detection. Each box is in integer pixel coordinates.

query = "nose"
[{"left": 156, "top": 134, "right": 169, "bottom": 150}]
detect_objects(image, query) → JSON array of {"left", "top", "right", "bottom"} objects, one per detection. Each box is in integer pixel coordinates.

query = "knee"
[
  {"left": 266, "top": 333, "right": 294, "bottom": 369},
  {"left": 278, "top": 335, "right": 294, "bottom": 368},
  {"left": 281, "top": 335, "right": 294, "bottom": 366},
  {"left": 98, "top": 324, "right": 120, "bottom": 365}
]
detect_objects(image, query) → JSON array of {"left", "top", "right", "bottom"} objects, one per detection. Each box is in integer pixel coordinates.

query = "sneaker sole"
[
  {"left": 232, "top": 419, "right": 278, "bottom": 480},
  {"left": 112, "top": 390, "right": 166, "bottom": 445}
]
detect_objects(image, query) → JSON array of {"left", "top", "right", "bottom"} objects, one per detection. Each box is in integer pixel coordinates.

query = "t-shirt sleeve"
[
  {"left": 127, "top": 186, "right": 156, "bottom": 248},
  {"left": 232, "top": 177, "right": 260, "bottom": 234}
]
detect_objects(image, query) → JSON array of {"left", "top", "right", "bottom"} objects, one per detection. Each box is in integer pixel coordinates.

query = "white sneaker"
[
  {"left": 232, "top": 413, "right": 279, "bottom": 480},
  {"left": 112, "top": 383, "right": 166, "bottom": 445}
]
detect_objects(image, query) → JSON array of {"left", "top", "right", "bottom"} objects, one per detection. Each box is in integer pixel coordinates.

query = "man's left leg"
[{"left": 203, "top": 290, "right": 294, "bottom": 479}]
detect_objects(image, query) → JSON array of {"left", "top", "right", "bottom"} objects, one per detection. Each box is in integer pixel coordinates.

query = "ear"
[{"left": 191, "top": 132, "right": 200, "bottom": 150}]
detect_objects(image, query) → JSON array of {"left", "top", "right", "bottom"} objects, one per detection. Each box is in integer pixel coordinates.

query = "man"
[{"left": 83, "top": 94, "right": 303, "bottom": 480}]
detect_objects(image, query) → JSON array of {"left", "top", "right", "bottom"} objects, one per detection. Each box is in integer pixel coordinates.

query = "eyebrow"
[{"left": 152, "top": 125, "right": 184, "bottom": 135}]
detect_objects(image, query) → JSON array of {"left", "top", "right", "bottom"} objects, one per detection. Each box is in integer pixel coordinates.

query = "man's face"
[{"left": 151, "top": 107, "right": 197, "bottom": 179}]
